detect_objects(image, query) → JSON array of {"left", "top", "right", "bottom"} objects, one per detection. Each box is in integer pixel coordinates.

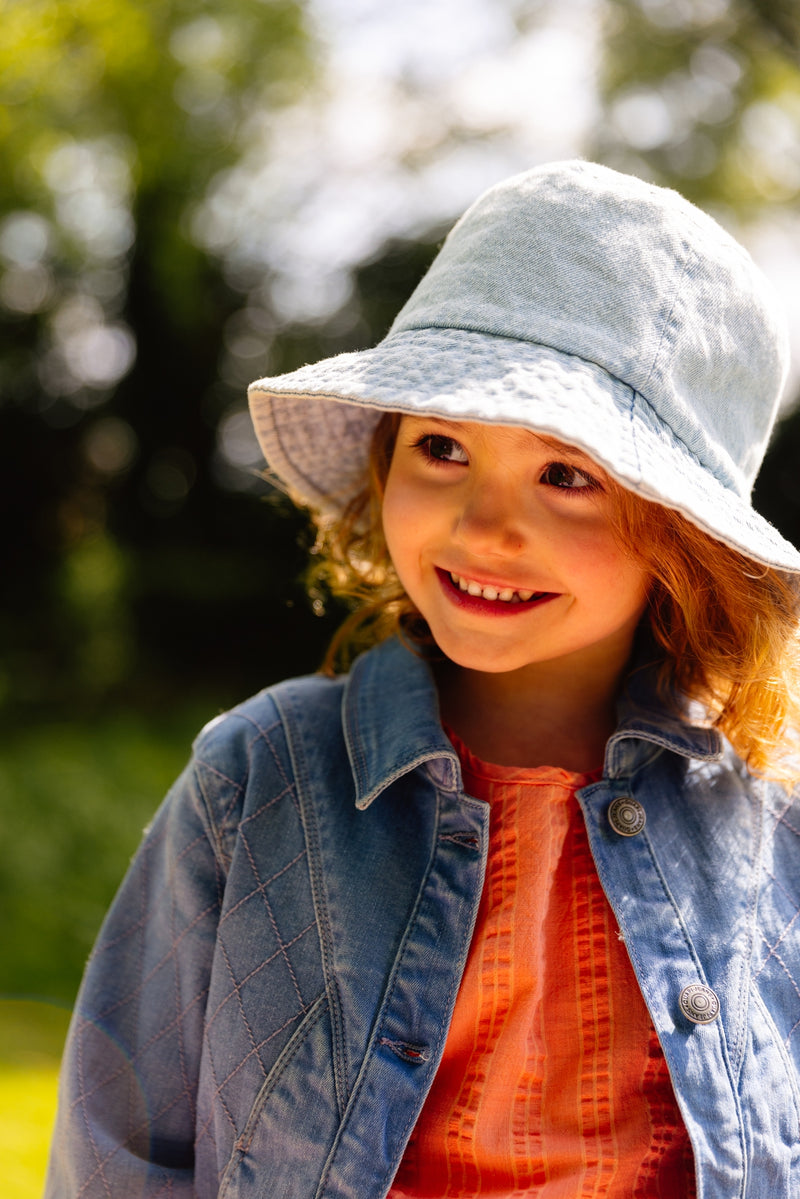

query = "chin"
[{"left": 435, "top": 641, "right": 530, "bottom": 676}]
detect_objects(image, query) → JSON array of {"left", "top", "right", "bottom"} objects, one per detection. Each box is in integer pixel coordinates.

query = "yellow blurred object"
[{"left": 0, "top": 1000, "right": 70, "bottom": 1199}]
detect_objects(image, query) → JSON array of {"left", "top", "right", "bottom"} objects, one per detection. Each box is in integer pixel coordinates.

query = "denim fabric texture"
[
  {"left": 47, "top": 638, "right": 800, "bottom": 1197},
  {"left": 248, "top": 160, "right": 798, "bottom": 571}
]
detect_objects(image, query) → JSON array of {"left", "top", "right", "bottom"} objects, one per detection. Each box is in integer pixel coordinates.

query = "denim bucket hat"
[{"left": 248, "top": 159, "right": 800, "bottom": 572}]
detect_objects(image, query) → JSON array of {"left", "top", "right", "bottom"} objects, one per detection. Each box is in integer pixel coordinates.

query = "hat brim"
[{"left": 248, "top": 327, "right": 800, "bottom": 573}]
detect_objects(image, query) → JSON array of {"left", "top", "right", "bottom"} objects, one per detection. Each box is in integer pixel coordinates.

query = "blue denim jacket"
[{"left": 47, "top": 637, "right": 800, "bottom": 1198}]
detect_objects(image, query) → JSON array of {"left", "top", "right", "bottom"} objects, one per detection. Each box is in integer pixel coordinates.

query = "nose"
[{"left": 452, "top": 477, "right": 527, "bottom": 557}]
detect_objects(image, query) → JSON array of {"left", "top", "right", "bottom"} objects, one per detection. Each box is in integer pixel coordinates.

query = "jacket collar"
[
  {"left": 604, "top": 655, "right": 722, "bottom": 777},
  {"left": 343, "top": 638, "right": 461, "bottom": 810},
  {"left": 342, "top": 638, "right": 723, "bottom": 808}
]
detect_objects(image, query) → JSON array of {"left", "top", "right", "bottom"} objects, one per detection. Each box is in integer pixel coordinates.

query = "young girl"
[{"left": 48, "top": 161, "right": 800, "bottom": 1198}]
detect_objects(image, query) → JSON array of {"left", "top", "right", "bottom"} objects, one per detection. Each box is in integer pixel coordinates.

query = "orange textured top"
[{"left": 388, "top": 734, "right": 696, "bottom": 1198}]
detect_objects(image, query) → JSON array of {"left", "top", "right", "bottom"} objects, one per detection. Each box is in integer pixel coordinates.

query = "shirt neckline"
[{"left": 445, "top": 726, "right": 602, "bottom": 788}]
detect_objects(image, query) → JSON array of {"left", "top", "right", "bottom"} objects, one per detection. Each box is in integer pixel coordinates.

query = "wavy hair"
[{"left": 309, "top": 412, "right": 800, "bottom": 780}]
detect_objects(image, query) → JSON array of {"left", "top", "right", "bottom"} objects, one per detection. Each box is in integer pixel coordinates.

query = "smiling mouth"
[{"left": 448, "top": 571, "right": 549, "bottom": 604}]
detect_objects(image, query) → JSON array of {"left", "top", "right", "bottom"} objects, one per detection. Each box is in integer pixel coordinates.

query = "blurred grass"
[
  {"left": 0, "top": 1000, "right": 71, "bottom": 1197},
  {"left": 1, "top": 702, "right": 216, "bottom": 1190},
  {"left": 0, "top": 702, "right": 214, "bottom": 1001}
]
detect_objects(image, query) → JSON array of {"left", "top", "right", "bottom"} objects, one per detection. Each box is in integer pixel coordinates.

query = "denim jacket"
[{"left": 47, "top": 637, "right": 800, "bottom": 1198}]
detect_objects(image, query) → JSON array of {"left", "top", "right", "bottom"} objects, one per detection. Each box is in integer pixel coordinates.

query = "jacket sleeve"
[{"left": 45, "top": 722, "right": 240, "bottom": 1198}]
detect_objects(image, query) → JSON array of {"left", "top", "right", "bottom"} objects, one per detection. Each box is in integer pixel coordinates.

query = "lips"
[{"left": 437, "top": 568, "right": 555, "bottom": 612}]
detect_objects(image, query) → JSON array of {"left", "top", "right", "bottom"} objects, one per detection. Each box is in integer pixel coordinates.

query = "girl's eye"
[
  {"left": 541, "top": 462, "right": 600, "bottom": 492},
  {"left": 414, "top": 434, "right": 469, "bottom": 465}
]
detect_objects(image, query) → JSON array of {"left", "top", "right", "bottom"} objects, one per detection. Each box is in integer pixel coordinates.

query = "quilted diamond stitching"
[{"left": 755, "top": 795, "right": 800, "bottom": 1052}]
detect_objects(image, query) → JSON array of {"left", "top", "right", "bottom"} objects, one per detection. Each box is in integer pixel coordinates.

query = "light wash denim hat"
[{"left": 248, "top": 159, "right": 800, "bottom": 572}]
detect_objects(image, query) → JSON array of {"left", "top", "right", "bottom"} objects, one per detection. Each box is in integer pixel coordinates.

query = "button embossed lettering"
[
  {"left": 608, "top": 796, "right": 646, "bottom": 837},
  {"left": 679, "top": 984, "right": 720, "bottom": 1024}
]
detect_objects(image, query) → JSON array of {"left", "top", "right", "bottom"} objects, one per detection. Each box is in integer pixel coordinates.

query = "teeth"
[{"left": 451, "top": 573, "right": 538, "bottom": 604}]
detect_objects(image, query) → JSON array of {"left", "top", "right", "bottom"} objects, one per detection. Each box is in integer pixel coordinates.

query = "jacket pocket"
[{"left": 219, "top": 992, "right": 338, "bottom": 1199}]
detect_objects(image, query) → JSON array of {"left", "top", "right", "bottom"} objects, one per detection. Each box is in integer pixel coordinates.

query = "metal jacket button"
[
  {"left": 679, "top": 984, "right": 720, "bottom": 1024},
  {"left": 608, "top": 796, "right": 646, "bottom": 837}
]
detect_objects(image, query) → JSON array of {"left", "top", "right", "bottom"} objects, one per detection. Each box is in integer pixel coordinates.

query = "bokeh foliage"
[
  {"left": 596, "top": 0, "right": 800, "bottom": 209},
  {"left": 0, "top": 0, "right": 319, "bottom": 716}
]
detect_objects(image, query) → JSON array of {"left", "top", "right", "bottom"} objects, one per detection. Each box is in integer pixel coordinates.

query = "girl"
[{"left": 48, "top": 161, "right": 800, "bottom": 1198}]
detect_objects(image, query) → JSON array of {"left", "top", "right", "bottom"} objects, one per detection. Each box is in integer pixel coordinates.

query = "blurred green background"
[{"left": 2, "top": 0, "right": 800, "bottom": 1192}]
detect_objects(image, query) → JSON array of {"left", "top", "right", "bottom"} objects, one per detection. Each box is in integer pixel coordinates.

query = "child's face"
[{"left": 382, "top": 417, "right": 650, "bottom": 685}]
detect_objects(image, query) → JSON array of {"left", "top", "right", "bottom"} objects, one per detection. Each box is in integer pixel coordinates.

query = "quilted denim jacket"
[{"left": 47, "top": 637, "right": 800, "bottom": 1198}]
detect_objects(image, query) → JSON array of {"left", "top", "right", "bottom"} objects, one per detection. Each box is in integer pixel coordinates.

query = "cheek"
[
  {"left": 604, "top": 551, "right": 651, "bottom": 622},
  {"left": 570, "top": 524, "right": 651, "bottom": 613},
  {"left": 380, "top": 465, "right": 420, "bottom": 576},
  {"left": 380, "top": 471, "right": 403, "bottom": 565}
]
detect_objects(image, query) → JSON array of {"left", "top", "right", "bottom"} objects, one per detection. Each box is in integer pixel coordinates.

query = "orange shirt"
[{"left": 388, "top": 735, "right": 695, "bottom": 1198}]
